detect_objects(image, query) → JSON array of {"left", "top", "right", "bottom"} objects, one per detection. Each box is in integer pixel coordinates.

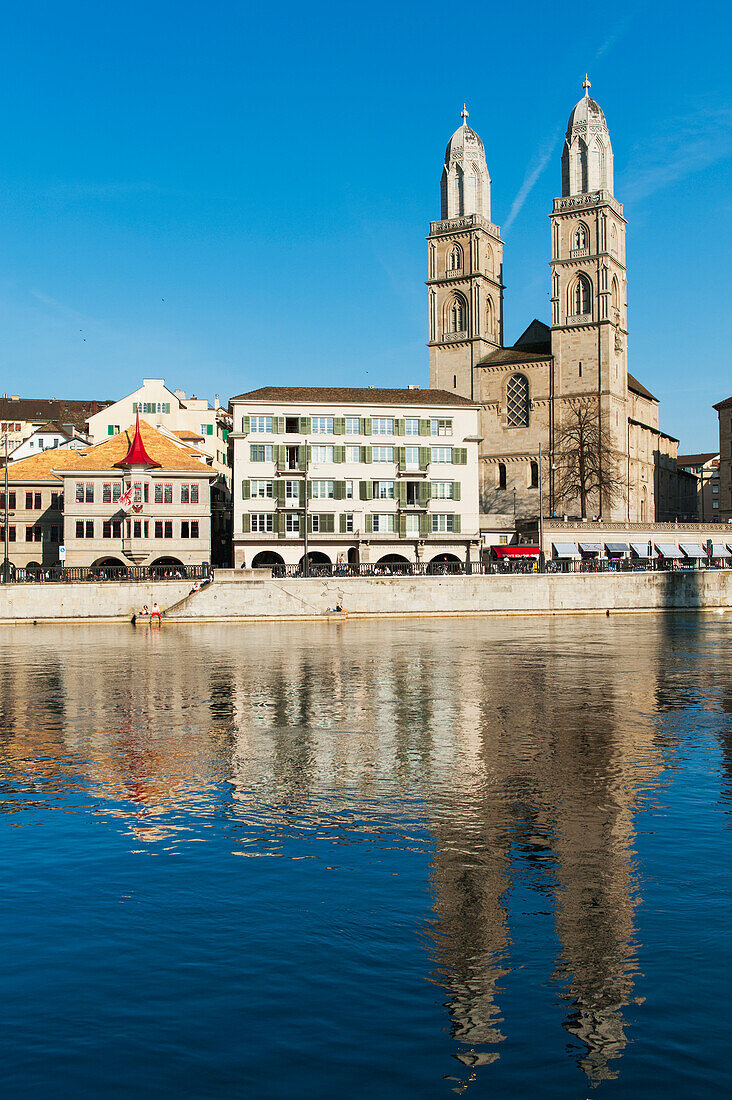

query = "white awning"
[
  {"left": 630, "top": 543, "right": 652, "bottom": 558},
  {"left": 606, "top": 542, "right": 630, "bottom": 554},
  {"left": 711, "top": 544, "right": 731, "bottom": 558},
  {"left": 578, "top": 542, "right": 604, "bottom": 553},
  {"left": 553, "top": 542, "right": 580, "bottom": 558},
  {"left": 680, "top": 543, "right": 705, "bottom": 558},
  {"left": 655, "top": 543, "right": 684, "bottom": 559}
]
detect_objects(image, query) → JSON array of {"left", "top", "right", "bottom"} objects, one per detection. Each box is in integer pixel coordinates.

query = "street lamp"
[{"left": 2, "top": 429, "right": 9, "bottom": 583}]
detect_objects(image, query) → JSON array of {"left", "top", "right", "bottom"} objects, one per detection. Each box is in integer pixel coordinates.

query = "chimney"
[{"left": 214, "top": 394, "right": 220, "bottom": 410}]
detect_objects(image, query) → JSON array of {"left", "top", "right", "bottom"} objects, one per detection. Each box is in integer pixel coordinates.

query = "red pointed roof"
[{"left": 114, "top": 411, "right": 162, "bottom": 468}]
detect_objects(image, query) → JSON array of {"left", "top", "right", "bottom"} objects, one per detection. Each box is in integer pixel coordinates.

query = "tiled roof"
[
  {"left": 64, "top": 421, "right": 212, "bottom": 473},
  {"left": 0, "top": 396, "right": 111, "bottom": 430},
  {"left": 677, "top": 453, "right": 719, "bottom": 467},
  {"left": 4, "top": 448, "right": 87, "bottom": 483},
  {"left": 713, "top": 395, "right": 732, "bottom": 410},
  {"left": 627, "top": 373, "right": 657, "bottom": 402},
  {"left": 477, "top": 347, "right": 552, "bottom": 366},
  {"left": 173, "top": 429, "right": 206, "bottom": 441},
  {"left": 230, "top": 386, "right": 477, "bottom": 407}
]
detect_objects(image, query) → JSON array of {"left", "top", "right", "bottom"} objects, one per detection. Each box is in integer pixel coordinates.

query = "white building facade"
[
  {"left": 230, "top": 388, "right": 481, "bottom": 569},
  {"left": 86, "top": 378, "right": 232, "bottom": 485}
]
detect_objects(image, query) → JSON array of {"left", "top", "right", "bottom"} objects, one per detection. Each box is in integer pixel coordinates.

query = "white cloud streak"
[
  {"left": 503, "top": 128, "right": 562, "bottom": 233},
  {"left": 620, "top": 106, "right": 732, "bottom": 204}
]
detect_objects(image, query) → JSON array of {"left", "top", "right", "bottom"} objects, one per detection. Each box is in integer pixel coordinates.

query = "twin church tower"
[{"left": 426, "top": 80, "right": 672, "bottom": 524}]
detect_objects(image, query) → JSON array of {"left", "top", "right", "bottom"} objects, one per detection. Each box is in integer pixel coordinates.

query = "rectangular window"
[
  {"left": 85, "top": 484, "right": 93, "bottom": 503},
  {"left": 372, "top": 417, "right": 394, "bottom": 435},
  {"left": 285, "top": 480, "right": 300, "bottom": 502},
  {"left": 103, "top": 483, "right": 112, "bottom": 504},
  {"left": 50, "top": 525, "right": 59, "bottom": 543},
  {"left": 112, "top": 484, "right": 121, "bottom": 503},
  {"left": 250, "top": 444, "right": 274, "bottom": 462},
  {"left": 405, "top": 446, "right": 420, "bottom": 469},
  {"left": 75, "top": 520, "right": 84, "bottom": 539},
  {"left": 372, "top": 513, "right": 395, "bottom": 533},
  {"left": 373, "top": 480, "right": 395, "bottom": 499},
  {"left": 431, "top": 514, "right": 455, "bottom": 533},
  {"left": 431, "top": 446, "right": 453, "bottom": 463},
  {"left": 345, "top": 480, "right": 354, "bottom": 499},
  {"left": 311, "top": 445, "right": 334, "bottom": 462},
  {"left": 430, "top": 418, "right": 453, "bottom": 436},
  {"left": 311, "top": 480, "right": 335, "bottom": 499},
  {"left": 345, "top": 417, "right": 360, "bottom": 434},
  {"left": 191, "top": 520, "right": 199, "bottom": 538},
  {"left": 164, "top": 521, "right": 173, "bottom": 539},
  {"left": 311, "top": 417, "right": 334, "bottom": 434},
  {"left": 154, "top": 521, "right": 163, "bottom": 539},
  {"left": 133, "top": 520, "right": 142, "bottom": 538},
  {"left": 181, "top": 521, "right": 189, "bottom": 538},
  {"left": 0, "top": 492, "right": 16, "bottom": 509},
  {"left": 345, "top": 445, "right": 360, "bottom": 463},
  {"left": 181, "top": 484, "right": 189, "bottom": 504},
  {"left": 251, "top": 479, "right": 274, "bottom": 499},
  {"left": 286, "top": 513, "right": 300, "bottom": 534},
  {"left": 26, "top": 525, "right": 35, "bottom": 542},
  {"left": 190, "top": 484, "right": 199, "bottom": 504},
  {"left": 250, "top": 415, "right": 273, "bottom": 433},
  {"left": 405, "top": 514, "right": 420, "bottom": 535},
  {"left": 372, "top": 446, "right": 395, "bottom": 462},
  {"left": 344, "top": 513, "right": 354, "bottom": 533},
  {"left": 86, "top": 520, "right": 94, "bottom": 539},
  {"left": 103, "top": 522, "right": 111, "bottom": 538},
  {"left": 432, "top": 481, "right": 454, "bottom": 499},
  {"left": 404, "top": 418, "right": 420, "bottom": 435},
  {"left": 133, "top": 483, "right": 142, "bottom": 504},
  {"left": 311, "top": 514, "right": 321, "bottom": 532},
  {"left": 75, "top": 483, "right": 84, "bottom": 503},
  {"left": 111, "top": 521, "right": 121, "bottom": 538},
  {"left": 154, "top": 484, "right": 163, "bottom": 504},
  {"left": 251, "top": 513, "right": 274, "bottom": 533},
  {"left": 163, "top": 484, "right": 172, "bottom": 504}
]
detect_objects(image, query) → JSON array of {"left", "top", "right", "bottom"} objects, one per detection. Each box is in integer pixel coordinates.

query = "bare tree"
[{"left": 552, "top": 398, "right": 624, "bottom": 519}]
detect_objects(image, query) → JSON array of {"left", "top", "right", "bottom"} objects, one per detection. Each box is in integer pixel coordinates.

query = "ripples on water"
[{"left": 1, "top": 615, "right": 731, "bottom": 1098}]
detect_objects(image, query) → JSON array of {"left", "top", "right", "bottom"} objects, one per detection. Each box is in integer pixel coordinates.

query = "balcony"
[
  {"left": 445, "top": 266, "right": 463, "bottom": 278},
  {"left": 442, "top": 330, "right": 468, "bottom": 344},
  {"left": 569, "top": 247, "right": 589, "bottom": 258},
  {"left": 566, "top": 313, "right": 593, "bottom": 326}
]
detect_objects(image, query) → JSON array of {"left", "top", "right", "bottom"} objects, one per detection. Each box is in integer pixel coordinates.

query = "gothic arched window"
[
  {"left": 448, "top": 294, "right": 466, "bottom": 334},
  {"left": 486, "top": 295, "right": 495, "bottom": 339},
  {"left": 610, "top": 223, "right": 617, "bottom": 256},
  {"left": 498, "top": 462, "right": 507, "bottom": 490},
  {"left": 530, "top": 461, "right": 539, "bottom": 489},
  {"left": 449, "top": 244, "right": 463, "bottom": 271},
  {"left": 574, "top": 223, "right": 588, "bottom": 250},
  {"left": 611, "top": 277, "right": 620, "bottom": 312},
  {"left": 506, "top": 374, "right": 530, "bottom": 428},
  {"left": 573, "top": 274, "right": 592, "bottom": 316}
]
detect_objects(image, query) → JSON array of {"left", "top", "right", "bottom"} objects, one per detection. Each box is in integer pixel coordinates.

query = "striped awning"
[
  {"left": 711, "top": 544, "right": 731, "bottom": 559},
  {"left": 553, "top": 542, "right": 580, "bottom": 558},
  {"left": 630, "top": 542, "right": 652, "bottom": 558},
  {"left": 680, "top": 543, "right": 706, "bottom": 558},
  {"left": 655, "top": 543, "right": 684, "bottom": 559},
  {"left": 578, "top": 542, "right": 604, "bottom": 553},
  {"left": 606, "top": 542, "right": 630, "bottom": 554}
]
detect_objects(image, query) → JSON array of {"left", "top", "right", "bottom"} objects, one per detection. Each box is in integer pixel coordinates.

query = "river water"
[{"left": 1, "top": 615, "right": 730, "bottom": 1098}]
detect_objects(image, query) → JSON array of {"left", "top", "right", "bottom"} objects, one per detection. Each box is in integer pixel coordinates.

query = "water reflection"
[{"left": 0, "top": 616, "right": 727, "bottom": 1094}]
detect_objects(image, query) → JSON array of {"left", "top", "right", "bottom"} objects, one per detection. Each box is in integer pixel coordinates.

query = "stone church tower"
[
  {"left": 550, "top": 77, "right": 629, "bottom": 517},
  {"left": 427, "top": 107, "right": 504, "bottom": 401}
]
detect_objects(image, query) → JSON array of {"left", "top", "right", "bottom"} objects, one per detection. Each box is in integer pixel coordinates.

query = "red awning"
[{"left": 490, "top": 545, "right": 540, "bottom": 558}]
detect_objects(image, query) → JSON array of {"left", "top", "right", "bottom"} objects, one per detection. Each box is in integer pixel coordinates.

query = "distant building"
[
  {"left": 229, "top": 387, "right": 481, "bottom": 569},
  {"left": 0, "top": 395, "right": 110, "bottom": 459},
  {"left": 9, "top": 421, "right": 90, "bottom": 461},
  {"left": 86, "top": 378, "right": 232, "bottom": 485},
  {"left": 713, "top": 397, "right": 732, "bottom": 522},
  {"left": 676, "top": 452, "right": 720, "bottom": 522}
]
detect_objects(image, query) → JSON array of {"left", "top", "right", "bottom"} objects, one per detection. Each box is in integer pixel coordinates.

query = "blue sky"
[{"left": 0, "top": 1, "right": 729, "bottom": 450}]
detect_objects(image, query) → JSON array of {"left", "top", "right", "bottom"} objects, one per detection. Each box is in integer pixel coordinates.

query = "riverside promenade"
[{"left": 0, "top": 568, "right": 730, "bottom": 623}]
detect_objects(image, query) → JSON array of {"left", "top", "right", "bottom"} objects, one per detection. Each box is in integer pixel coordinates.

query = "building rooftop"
[
  {"left": 231, "top": 387, "right": 478, "bottom": 407},
  {"left": 0, "top": 396, "right": 111, "bottom": 431},
  {"left": 627, "top": 374, "right": 658, "bottom": 402},
  {"left": 677, "top": 453, "right": 719, "bottom": 467},
  {"left": 713, "top": 395, "right": 732, "bottom": 411}
]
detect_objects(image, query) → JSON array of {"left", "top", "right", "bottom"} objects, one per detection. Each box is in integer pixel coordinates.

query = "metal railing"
[
  {"left": 2, "top": 563, "right": 210, "bottom": 584},
  {"left": 272, "top": 561, "right": 484, "bottom": 579}
]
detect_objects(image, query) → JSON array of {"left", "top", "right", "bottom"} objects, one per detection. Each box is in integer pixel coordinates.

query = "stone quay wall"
[{"left": 0, "top": 569, "right": 729, "bottom": 624}]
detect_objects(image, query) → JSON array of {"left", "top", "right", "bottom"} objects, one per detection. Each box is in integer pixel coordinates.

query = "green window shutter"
[
  {"left": 241, "top": 514, "right": 250, "bottom": 534},
  {"left": 453, "top": 515, "right": 461, "bottom": 534},
  {"left": 340, "top": 513, "right": 347, "bottom": 533},
  {"left": 241, "top": 415, "right": 250, "bottom": 433},
  {"left": 453, "top": 447, "right": 468, "bottom": 465},
  {"left": 362, "top": 417, "right": 372, "bottom": 435},
  {"left": 399, "top": 514, "right": 407, "bottom": 538},
  {"left": 395, "top": 419, "right": 405, "bottom": 437},
  {"left": 276, "top": 512, "right": 285, "bottom": 537},
  {"left": 396, "top": 481, "right": 406, "bottom": 502},
  {"left": 307, "top": 480, "right": 314, "bottom": 499},
  {"left": 274, "top": 416, "right": 285, "bottom": 434},
  {"left": 359, "top": 481, "right": 373, "bottom": 501},
  {"left": 365, "top": 514, "right": 373, "bottom": 534},
  {"left": 207, "top": 424, "right": 214, "bottom": 435},
  {"left": 277, "top": 444, "right": 287, "bottom": 466},
  {"left": 396, "top": 446, "right": 406, "bottom": 469},
  {"left": 334, "top": 445, "right": 345, "bottom": 463},
  {"left": 452, "top": 481, "right": 461, "bottom": 501},
  {"left": 307, "top": 515, "right": 313, "bottom": 533},
  {"left": 107, "top": 425, "right": 114, "bottom": 436},
  {"left": 334, "top": 481, "right": 346, "bottom": 500},
  {"left": 419, "top": 447, "right": 430, "bottom": 470},
  {"left": 419, "top": 419, "right": 431, "bottom": 436},
  {"left": 322, "top": 513, "right": 335, "bottom": 534},
  {"left": 418, "top": 481, "right": 431, "bottom": 505},
  {"left": 306, "top": 446, "right": 312, "bottom": 462},
  {"left": 241, "top": 479, "right": 250, "bottom": 500},
  {"left": 300, "top": 416, "right": 311, "bottom": 434},
  {"left": 419, "top": 513, "right": 431, "bottom": 537},
  {"left": 249, "top": 444, "right": 257, "bottom": 461},
  {"left": 362, "top": 445, "right": 372, "bottom": 464},
  {"left": 334, "top": 417, "right": 345, "bottom": 435},
  {"left": 276, "top": 480, "right": 286, "bottom": 502}
]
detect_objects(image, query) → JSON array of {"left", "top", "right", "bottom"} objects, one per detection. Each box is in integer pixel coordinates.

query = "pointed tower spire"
[
  {"left": 583, "top": 73, "right": 591, "bottom": 96},
  {"left": 461, "top": 103, "right": 469, "bottom": 125},
  {"left": 114, "top": 410, "right": 161, "bottom": 468}
]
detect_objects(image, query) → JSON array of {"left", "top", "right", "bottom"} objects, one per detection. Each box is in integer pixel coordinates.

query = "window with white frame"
[
  {"left": 345, "top": 480, "right": 354, "bottom": 498},
  {"left": 431, "top": 446, "right": 453, "bottom": 463},
  {"left": 344, "top": 513, "right": 354, "bottom": 533},
  {"left": 345, "top": 417, "right": 360, "bottom": 434},
  {"left": 251, "top": 513, "right": 274, "bottom": 533},
  {"left": 311, "top": 417, "right": 334, "bottom": 434},
  {"left": 251, "top": 479, "right": 274, "bottom": 499},
  {"left": 345, "top": 445, "right": 360, "bottom": 463},
  {"left": 432, "top": 481, "right": 454, "bottom": 499},
  {"left": 250, "top": 444, "right": 274, "bottom": 461},
  {"left": 285, "top": 480, "right": 300, "bottom": 501},
  {"left": 311, "top": 445, "right": 334, "bottom": 462},
  {"left": 372, "top": 417, "right": 394, "bottom": 435},
  {"left": 372, "top": 514, "right": 395, "bottom": 532},
  {"left": 285, "top": 513, "right": 300, "bottom": 534},
  {"left": 372, "top": 446, "right": 395, "bottom": 462},
  {"left": 405, "top": 514, "right": 420, "bottom": 535},
  {"left": 250, "top": 416, "right": 273, "bottom": 433},
  {"left": 431, "top": 514, "right": 455, "bottom": 532},
  {"left": 405, "top": 446, "right": 420, "bottom": 469},
  {"left": 404, "top": 418, "right": 420, "bottom": 435},
  {"left": 311, "top": 480, "right": 334, "bottom": 498},
  {"left": 430, "top": 418, "right": 453, "bottom": 436},
  {"left": 373, "top": 480, "right": 395, "bottom": 499}
]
